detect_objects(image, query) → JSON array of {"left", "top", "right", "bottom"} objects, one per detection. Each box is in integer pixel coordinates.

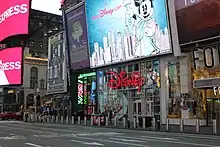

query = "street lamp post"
[{"left": 34, "top": 88, "right": 40, "bottom": 117}]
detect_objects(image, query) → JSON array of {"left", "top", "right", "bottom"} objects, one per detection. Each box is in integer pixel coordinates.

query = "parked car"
[
  {"left": 15, "top": 112, "right": 23, "bottom": 120},
  {"left": 0, "top": 112, "right": 18, "bottom": 120}
]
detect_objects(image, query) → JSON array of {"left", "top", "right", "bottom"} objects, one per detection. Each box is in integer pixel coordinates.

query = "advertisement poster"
[
  {"left": 66, "top": 4, "right": 90, "bottom": 70},
  {"left": 0, "top": 0, "right": 30, "bottom": 42},
  {"left": 174, "top": 0, "right": 220, "bottom": 44},
  {"left": 47, "top": 32, "right": 67, "bottom": 94},
  {"left": 86, "top": 0, "right": 171, "bottom": 68},
  {"left": 0, "top": 47, "right": 22, "bottom": 85}
]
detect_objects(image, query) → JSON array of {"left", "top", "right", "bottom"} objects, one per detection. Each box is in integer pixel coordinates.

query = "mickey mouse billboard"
[{"left": 85, "top": 0, "right": 171, "bottom": 68}]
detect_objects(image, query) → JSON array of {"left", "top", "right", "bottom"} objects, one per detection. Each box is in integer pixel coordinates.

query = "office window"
[{"left": 30, "top": 67, "right": 38, "bottom": 89}]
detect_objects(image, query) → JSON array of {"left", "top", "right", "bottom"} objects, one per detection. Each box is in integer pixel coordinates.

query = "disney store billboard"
[{"left": 85, "top": 0, "right": 171, "bottom": 68}]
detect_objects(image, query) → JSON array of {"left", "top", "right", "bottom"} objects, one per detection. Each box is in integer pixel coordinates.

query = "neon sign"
[{"left": 107, "top": 71, "right": 145, "bottom": 92}]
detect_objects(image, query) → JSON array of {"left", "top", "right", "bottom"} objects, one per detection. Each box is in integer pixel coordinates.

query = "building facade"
[
  {"left": 22, "top": 48, "right": 48, "bottom": 110},
  {"left": 82, "top": 0, "right": 176, "bottom": 123}
]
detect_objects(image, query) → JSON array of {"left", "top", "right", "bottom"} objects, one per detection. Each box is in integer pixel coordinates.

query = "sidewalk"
[{"left": 24, "top": 118, "right": 218, "bottom": 136}]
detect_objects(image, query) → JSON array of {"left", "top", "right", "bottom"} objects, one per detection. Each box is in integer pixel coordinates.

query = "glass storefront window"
[
  {"left": 168, "top": 60, "right": 181, "bottom": 118},
  {"left": 97, "top": 60, "right": 161, "bottom": 120}
]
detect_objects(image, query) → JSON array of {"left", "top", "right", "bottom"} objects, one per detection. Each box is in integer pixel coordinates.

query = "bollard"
[
  {"left": 72, "top": 116, "right": 75, "bottom": 124},
  {"left": 166, "top": 118, "right": 169, "bottom": 131},
  {"left": 38, "top": 116, "right": 41, "bottom": 123},
  {"left": 66, "top": 116, "right": 69, "bottom": 124},
  {"left": 91, "top": 117, "right": 93, "bottom": 126},
  {"left": 52, "top": 116, "right": 54, "bottom": 124},
  {"left": 105, "top": 117, "right": 108, "bottom": 127},
  {"left": 78, "top": 116, "right": 80, "bottom": 125},
  {"left": 56, "top": 116, "right": 58, "bottom": 124},
  {"left": 84, "top": 116, "right": 87, "bottom": 125},
  {"left": 114, "top": 117, "right": 117, "bottom": 127},
  {"left": 30, "top": 114, "right": 33, "bottom": 122},
  {"left": 47, "top": 116, "right": 50, "bottom": 123},
  {"left": 143, "top": 117, "right": 146, "bottom": 129},
  {"left": 127, "top": 119, "right": 130, "bottom": 128},
  {"left": 133, "top": 117, "right": 136, "bottom": 128},
  {"left": 123, "top": 117, "right": 126, "bottom": 128},
  {"left": 28, "top": 115, "right": 31, "bottom": 122},
  {"left": 98, "top": 117, "right": 101, "bottom": 126},
  {"left": 152, "top": 117, "right": 156, "bottom": 130},
  {"left": 196, "top": 119, "right": 200, "bottom": 133},
  {"left": 61, "top": 116, "right": 64, "bottom": 124},
  {"left": 156, "top": 119, "right": 160, "bottom": 130},
  {"left": 180, "top": 119, "right": 183, "bottom": 132},
  {"left": 213, "top": 119, "right": 217, "bottom": 135}
]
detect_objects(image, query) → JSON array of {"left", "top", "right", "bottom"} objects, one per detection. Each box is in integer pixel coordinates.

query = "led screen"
[
  {"left": 174, "top": 0, "right": 220, "bottom": 44},
  {"left": 0, "top": 0, "right": 30, "bottom": 42},
  {"left": 0, "top": 47, "right": 23, "bottom": 85},
  {"left": 85, "top": 0, "right": 171, "bottom": 68}
]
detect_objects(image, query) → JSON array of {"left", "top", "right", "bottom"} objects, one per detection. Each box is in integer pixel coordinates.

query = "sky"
[{"left": 31, "top": 0, "right": 62, "bottom": 15}]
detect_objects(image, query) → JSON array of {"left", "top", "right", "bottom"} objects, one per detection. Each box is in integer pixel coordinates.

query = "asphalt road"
[{"left": 0, "top": 121, "right": 219, "bottom": 147}]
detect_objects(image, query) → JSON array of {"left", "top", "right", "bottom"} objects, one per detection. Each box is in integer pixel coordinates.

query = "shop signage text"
[
  {"left": 107, "top": 71, "right": 145, "bottom": 92},
  {"left": 193, "top": 45, "right": 220, "bottom": 70}
]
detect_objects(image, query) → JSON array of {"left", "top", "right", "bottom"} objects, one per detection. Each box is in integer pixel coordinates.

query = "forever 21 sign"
[{"left": 193, "top": 45, "right": 220, "bottom": 70}]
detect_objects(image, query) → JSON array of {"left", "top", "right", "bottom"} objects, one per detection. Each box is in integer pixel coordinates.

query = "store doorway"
[
  {"left": 132, "top": 99, "right": 153, "bottom": 127},
  {"left": 207, "top": 98, "right": 220, "bottom": 124}
]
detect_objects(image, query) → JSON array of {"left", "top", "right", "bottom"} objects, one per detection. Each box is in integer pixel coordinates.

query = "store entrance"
[{"left": 207, "top": 98, "right": 220, "bottom": 123}]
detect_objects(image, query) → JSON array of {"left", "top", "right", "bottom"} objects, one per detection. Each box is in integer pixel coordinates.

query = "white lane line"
[
  {"left": 0, "top": 125, "right": 55, "bottom": 135},
  {"left": 4, "top": 123, "right": 87, "bottom": 134},
  {"left": 71, "top": 136, "right": 150, "bottom": 147},
  {"left": 141, "top": 136, "right": 178, "bottom": 141},
  {"left": 71, "top": 139, "right": 104, "bottom": 146},
  {"left": 25, "top": 143, "right": 50, "bottom": 147},
  {"left": 113, "top": 135, "right": 220, "bottom": 147},
  {"left": 143, "top": 131, "right": 220, "bottom": 140},
  {"left": 110, "top": 137, "right": 146, "bottom": 143}
]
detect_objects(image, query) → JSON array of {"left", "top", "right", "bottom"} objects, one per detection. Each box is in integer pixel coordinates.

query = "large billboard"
[
  {"left": 65, "top": 3, "right": 90, "bottom": 70},
  {"left": 0, "top": 47, "right": 23, "bottom": 86},
  {"left": 174, "top": 0, "right": 220, "bottom": 45},
  {"left": 47, "top": 32, "right": 67, "bottom": 94},
  {"left": 0, "top": 0, "right": 30, "bottom": 42},
  {"left": 85, "top": 0, "right": 171, "bottom": 68}
]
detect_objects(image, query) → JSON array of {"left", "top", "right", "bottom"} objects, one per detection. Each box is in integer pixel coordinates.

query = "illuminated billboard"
[
  {"left": 0, "top": 47, "right": 23, "bottom": 86},
  {"left": 174, "top": 0, "right": 220, "bottom": 44},
  {"left": 85, "top": 0, "right": 171, "bottom": 68},
  {"left": 0, "top": 0, "right": 30, "bottom": 42}
]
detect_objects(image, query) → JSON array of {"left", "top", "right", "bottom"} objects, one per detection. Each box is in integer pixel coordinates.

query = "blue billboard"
[{"left": 85, "top": 0, "right": 171, "bottom": 68}]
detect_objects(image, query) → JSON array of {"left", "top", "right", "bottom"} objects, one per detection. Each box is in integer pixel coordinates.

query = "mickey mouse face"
[{"left": 140, "top": 0, "right": 153, "bottom": 19}]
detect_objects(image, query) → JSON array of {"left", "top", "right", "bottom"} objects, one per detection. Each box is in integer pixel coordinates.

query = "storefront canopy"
[{"left": 193, "top": 77, "right": 220, "bottom": 89}]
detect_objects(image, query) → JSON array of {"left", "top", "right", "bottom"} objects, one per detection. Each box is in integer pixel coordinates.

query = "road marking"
[
  {"left": 110, "top": 137, "right": 146, "bottom": 143},
  {"left": 25, "top": 143, "right": 50, "bottom": 147},
  {"left": 0, "top": 136, "right": 25, "bottom": 140},
  {"left": 76, "top": 132, "right": 124, "bottom": 136},
  {"left": 114, "top": 135, "right": 220, "bottom": 147},
  {"left": 0, "top": 125, "right": 55, "bottom": 135},
  {"left": 71, "top": 139, "right": 104, "bottom": 146},
  {"left": 72, "top": 136, "right": 150, "bottom": 147},
  {"left": 141, "top": 136, "right": 178, "bottom": 141},
  {"left": 143, "top": 131, "right": 220, "bottom": 140}
]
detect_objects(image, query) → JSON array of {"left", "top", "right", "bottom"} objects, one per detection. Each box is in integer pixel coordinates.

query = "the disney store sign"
[{"left": 107, "top": 71, "right": 145, "bottom": 92}]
